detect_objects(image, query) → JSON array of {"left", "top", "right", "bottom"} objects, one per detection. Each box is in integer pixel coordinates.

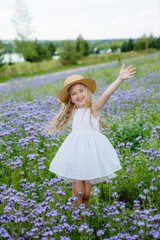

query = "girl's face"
[{"left": 70, "top": 83, "right": 88, "bottom": 108}]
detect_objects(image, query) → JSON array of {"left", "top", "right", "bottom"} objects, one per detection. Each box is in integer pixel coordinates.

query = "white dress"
[{"left": 49, "top": 107, "right": 122, "bottom": 184}]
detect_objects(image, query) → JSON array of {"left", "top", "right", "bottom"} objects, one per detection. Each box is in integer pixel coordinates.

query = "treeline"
[
  {"left": 14, "top": 39, "right": 56, "bottom": 62},
  {"left": 0, "top": 35, "right": 90, "bottom": 66},
  {"left": 121, "top": 35, "right": 160, "bottom": 52},
  {"left": 0, "top": 34, "right": 159, "bottom": 67},
  {"left": 96, "top": 34, "right": 160, "bottom": 53}
]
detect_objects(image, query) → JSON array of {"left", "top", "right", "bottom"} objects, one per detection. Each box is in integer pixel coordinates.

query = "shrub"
[{"left": 59, "top": 40, "right": 80, "bottom": 65}]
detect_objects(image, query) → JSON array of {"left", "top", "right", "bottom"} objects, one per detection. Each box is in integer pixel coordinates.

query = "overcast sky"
[{"left": 0, "top": 0, "right": 160, "bottom": 40}]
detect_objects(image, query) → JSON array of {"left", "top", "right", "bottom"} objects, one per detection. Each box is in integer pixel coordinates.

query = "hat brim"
[{"left": 58, "top": 78, "right": 97, "bottom": 104}]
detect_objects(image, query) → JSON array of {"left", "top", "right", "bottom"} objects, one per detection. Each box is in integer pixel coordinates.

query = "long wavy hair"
[{"left": 45, "top": 83, "right": 109, "bottom": 134}]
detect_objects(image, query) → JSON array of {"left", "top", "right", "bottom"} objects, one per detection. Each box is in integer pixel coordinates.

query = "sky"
[{"left": 0, "top": 0, "right": 160, "bottom": 40}]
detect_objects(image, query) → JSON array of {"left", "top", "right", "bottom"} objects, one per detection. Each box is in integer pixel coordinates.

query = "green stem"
[{"left": 108, "top": 185, "right": 111, "bottom": 205}]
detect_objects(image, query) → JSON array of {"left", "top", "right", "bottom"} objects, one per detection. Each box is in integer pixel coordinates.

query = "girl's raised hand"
[{"left": 119, "top": 64, "right": 136, "bottom": 81}]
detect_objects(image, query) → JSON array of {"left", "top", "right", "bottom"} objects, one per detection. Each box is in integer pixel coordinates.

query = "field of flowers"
[{"left": 0, "top": 52, "right": 160, "bottom": 239}]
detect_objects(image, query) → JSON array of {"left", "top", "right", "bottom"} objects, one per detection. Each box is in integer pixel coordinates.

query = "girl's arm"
[{"left": 92, "top": 64, "right": 136, "bottom": 113}]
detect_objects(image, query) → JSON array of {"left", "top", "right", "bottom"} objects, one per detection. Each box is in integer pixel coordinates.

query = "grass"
[{"left": 0, "top": 52, "right": 160, "bottom": 239}]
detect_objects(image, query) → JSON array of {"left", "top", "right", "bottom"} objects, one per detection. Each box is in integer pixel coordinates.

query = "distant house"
[
  {"left": 99, "top": 48, "right": 112, "bottom": 54},
  {"left": 2, "top": 53, "right": 24, "bottom": 63}
]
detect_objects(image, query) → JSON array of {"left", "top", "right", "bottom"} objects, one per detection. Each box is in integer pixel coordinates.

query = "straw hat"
[{"left": 58, "top": 75, "right": 97, "bottom": 104}]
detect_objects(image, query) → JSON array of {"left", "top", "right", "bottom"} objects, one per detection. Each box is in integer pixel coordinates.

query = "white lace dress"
[{"left": 49, "top": 107, "right": 122, "bottom": 184}]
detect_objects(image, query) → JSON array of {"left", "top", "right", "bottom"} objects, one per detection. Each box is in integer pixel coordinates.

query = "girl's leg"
[
  {"left": 82, "top": 181, "right": 93, "bottom": 209},
  {"left": 72, "top": 181, "right": 84, "bottom": 207}
]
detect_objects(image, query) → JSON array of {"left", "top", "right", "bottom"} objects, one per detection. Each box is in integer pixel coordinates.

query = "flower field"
[{"left": 0, "top": 52, "right": 160, "bottom": 239}]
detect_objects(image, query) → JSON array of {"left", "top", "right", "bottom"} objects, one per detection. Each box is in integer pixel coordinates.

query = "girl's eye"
[{"left": 72, "top": 93, "right": 75, "bottom": 95}]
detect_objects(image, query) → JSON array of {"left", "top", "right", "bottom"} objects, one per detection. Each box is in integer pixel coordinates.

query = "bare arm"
[{"left": 92, "top": 64, "right": 136, "bottom": 113}]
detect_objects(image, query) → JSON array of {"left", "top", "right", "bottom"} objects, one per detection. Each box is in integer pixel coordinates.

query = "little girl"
[{"left": 47, "top": 64, "right": 136, "bottom": 208}]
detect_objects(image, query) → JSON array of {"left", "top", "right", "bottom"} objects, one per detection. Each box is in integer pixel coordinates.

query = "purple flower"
[
  {"left": 152, "top": 214, "right": 160, "bottom": 221},
  {"left": 92, "top": 186, "right": 100, "bottom": 196},
  {"left": 60, "top": 236, "right": 71, "bottom": 240},
  {"left": 0, "top": 227, "right": 10, "bottom": 238},
  {"left": 143, "top": 189, "right": 149, "bottom": 194},
  {"left": 105, "top": 222, "right": 111, "bottom": 228},
  {"left": 27, "top": 153, "right": 38, "bottom": 161},
  {"left": 139, "top": 194, "right": 146, "bottom": 200},
  {"left": 150, "top": 185, "right": 157, "bottom": 190},
  {"left": 138, "top": 181, "right": 143, "bottom": 187},
  {"left": 135, "top": 136, "right": 142, "bottom": 141},
  {"left": 79, "top": 223, "right": 89, "bottom": 232},
  {"left": 106, "top": 179, "right": 112, "bottom": 185},
  {"left": 126, "top": 141, "right": 133, "bottom": 148},
  {"left": 118, "top": 142, "right": 125, "bottom": 148},
  {"left": 126, "top": 168, "right": 131, "bottom": 173},
  {"left": 155, "top": 166, "right": 160, "bottom": 171},
  {"left": 139, "top": 229, "right": 144, "bottom": 235},
  {"left": 151, "top": 178, "right": 156, "bottom": 182},
  {"left": 112, "top": 192, "right": 119, "bottom": 198},
  {"left": 138, "top": 221, "right": 145, "bottom": 227},
  {"left": 56, "top": 190, "right": 66, "bottom": 196},
  {"left": 149, "top": 230, "right": 160, "bottom": 239},
  {"left": 97, "top": 229, "right": 104, "bottom": 237}
]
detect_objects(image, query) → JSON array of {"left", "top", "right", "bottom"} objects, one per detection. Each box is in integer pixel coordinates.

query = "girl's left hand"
[{"left": 119, "top": 64, "right": 136, "bottom": 81}]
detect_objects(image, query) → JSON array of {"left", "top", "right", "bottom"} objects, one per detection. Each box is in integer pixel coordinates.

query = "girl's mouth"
[{"left": 77, "top": 98, "right": 84, "bottom": 102}]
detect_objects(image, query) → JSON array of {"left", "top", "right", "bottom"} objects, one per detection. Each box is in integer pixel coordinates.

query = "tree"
[
  {"left": 12, "top": 1, "right": 53, "bottom": 63},
  {"left": 14, "top": 40, "right": 52, "bottom": 62},
  {"left": 0, "top": 41, "right": 5, "bottom": 67},
  {"left": 76, "top": 35, "right": 90, "bottom": 56},
  {"left": 134, "top": 34, "right": 149, "bottom": 50},
  {"left": 121, "top": 41, "right": 128, "bottom": 52},
  {"left": 134, "top": 34, "right": 160, "bottom": 50},
  {"left": 34, "top": 40, "right": 52, "bottom": 61},
  {"left": 121, "top": 39, "right": 135, "bottom": 52},
  {"left": 60, "top": 40, "right": 80, "bottom": 65},
  {"left": 110, "top": 43, "right": 120, "bottom": 52},
  {"left": 134, "top": 39, "right": 146, "bottom": 50},
  {"left": 148, "top": 34, "right": 160, "bottom": 49},
  {"left": 96, "top": 43, "right": 109, "bottom": 52},
  {"left": 12, "top": 0, "right": 38, "bottom": 65},
  {"left": 47, "top": 42, "right": 56, "bottom": 56},
  {"left": 12, "top": 0, "right": 35, "bottom": 41},
  {"left": 127, "top": 39, "right": 134, "bottom": 51}
]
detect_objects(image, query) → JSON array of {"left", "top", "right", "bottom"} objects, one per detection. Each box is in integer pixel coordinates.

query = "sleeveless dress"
[{"left": 49, "top": 107, "right": 122, "bottom": 184}]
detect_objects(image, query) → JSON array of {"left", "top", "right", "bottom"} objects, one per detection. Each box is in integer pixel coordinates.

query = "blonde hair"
[{"left": 45, "top": 83, "right": 109, "bottom": 134}]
